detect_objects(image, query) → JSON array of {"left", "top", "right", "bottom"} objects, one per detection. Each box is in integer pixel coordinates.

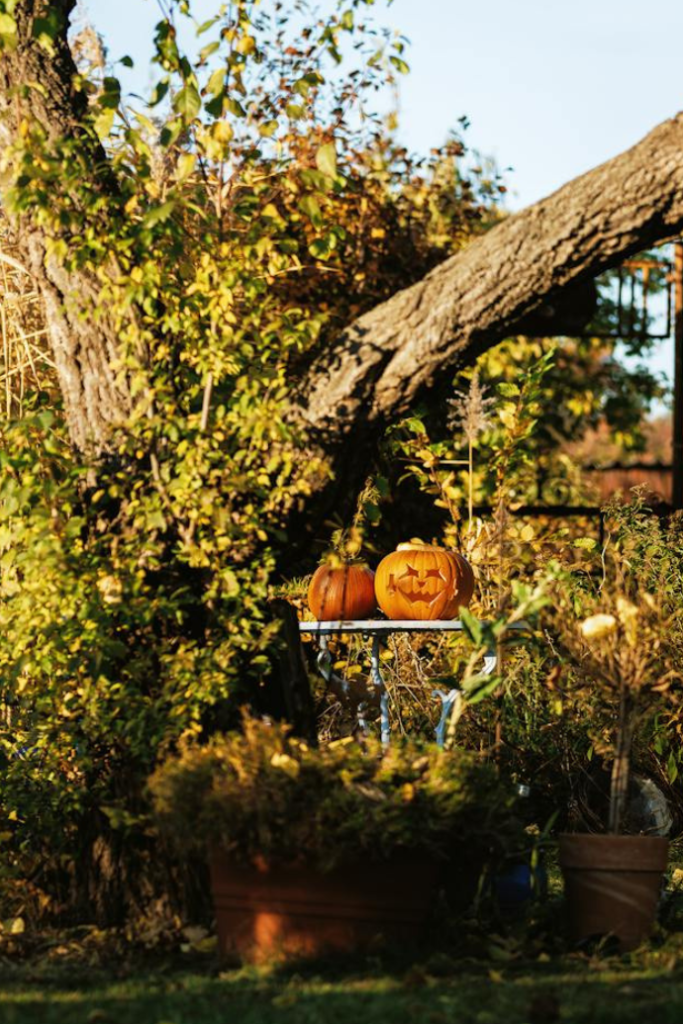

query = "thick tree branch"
[{"left": 294, "top": 113, "right": 683, "bottom": 462}]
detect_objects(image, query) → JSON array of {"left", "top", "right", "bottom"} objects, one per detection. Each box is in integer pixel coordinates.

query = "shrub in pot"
[
  {"left": 150, "top": 717, "right": 519, "bottom": 962},
  {"left": 548, "top": 583, "right": 679, "bottom": 950}
]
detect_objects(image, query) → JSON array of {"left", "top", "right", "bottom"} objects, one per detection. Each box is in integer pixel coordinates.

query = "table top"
[
  {"left": 300, "top": 619, "right": 469, "bottom": 635},
  {"left": 298, "top": 618, "right": 530, "bottom": 635}
]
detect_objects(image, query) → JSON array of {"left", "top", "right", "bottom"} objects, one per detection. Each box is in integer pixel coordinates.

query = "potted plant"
[
  {"left": 149, "top": 716, "right": 519, "bottom": 963},
  {"left": 548, "top": 583, "right": 679, "bottom": 950}
]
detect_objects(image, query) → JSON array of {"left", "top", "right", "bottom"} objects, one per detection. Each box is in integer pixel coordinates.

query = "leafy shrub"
[
  {"left": 0, "top": 0, "right": 502, "bottom": 923},
  {"left": 149, "top": 717, "right": 521, "bottom": 872}
]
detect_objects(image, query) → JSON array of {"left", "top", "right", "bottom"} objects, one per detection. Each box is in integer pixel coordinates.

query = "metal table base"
[{"left": 299, "top": 620, "right": 497, "bottom": 746}]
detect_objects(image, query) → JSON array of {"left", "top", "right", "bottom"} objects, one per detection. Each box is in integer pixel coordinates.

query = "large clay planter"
[
  {"left": 559, "top": 833, "right": 669, "bottom": 950},
  {"left": 209, "top": 853, "right": 442, "bottom": 963}
]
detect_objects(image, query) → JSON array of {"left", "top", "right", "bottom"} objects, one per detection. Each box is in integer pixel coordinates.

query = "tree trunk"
[{"left": 0, "top": 0, "right": 132, "bottom": 450}]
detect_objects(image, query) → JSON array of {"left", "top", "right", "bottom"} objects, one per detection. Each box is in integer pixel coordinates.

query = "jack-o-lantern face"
[
  {"left": 375, "top": 541, "right": 474, "bottom": 621},
  {"left": 388, "top": 565, "right": 448, "bottom": 608}
]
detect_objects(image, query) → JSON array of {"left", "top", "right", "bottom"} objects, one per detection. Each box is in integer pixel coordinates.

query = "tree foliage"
[
  {"left": 0, "top": 0, "right": 675, "bottom": 922},
  {"left": 0, "top": 0, "right": 508, "bottom": 918}
]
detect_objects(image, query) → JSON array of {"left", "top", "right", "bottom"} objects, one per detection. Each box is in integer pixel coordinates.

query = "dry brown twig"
[{"left": 0, "top": 218, "right": 53, "bottom": 419}]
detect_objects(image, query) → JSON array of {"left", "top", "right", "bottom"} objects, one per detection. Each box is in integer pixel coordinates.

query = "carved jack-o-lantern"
[{"left": 374, "top": 541, "right": 474, "bottom": 621}]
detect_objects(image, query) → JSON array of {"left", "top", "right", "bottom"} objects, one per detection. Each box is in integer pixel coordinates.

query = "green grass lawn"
[
  {"left": 3, "top": 869, "right": 683, "bottom": 1024},
  {"left": 0, "top": 958, "right": 683, "bottom": 1024},
  {"left": 2, "top": 931, "right": 683, "bottom": 1024}
]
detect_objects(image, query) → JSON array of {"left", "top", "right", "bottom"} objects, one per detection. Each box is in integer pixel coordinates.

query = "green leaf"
[
  {"left": 159, "top": 120, "right": 183, "bottom": 148},
  {"left": 205, "top": 67, "right": 225, "bottom": 99},
  {"left": 294, "top": 72, "right": 324, "bottom": 96},
  {"left": 143, "top": 200, "right": 176, "bottom": 228},
  {"left": 120, "top": 55, "right": 134, "bottom": 68},
  {"left": 99, "top": 77, "right": 121, "bottom": 111},
  {"left": 93, "top": 108, "right": 116, "bottom": 140},
  {"left": 308, "top": 233, "right": 337, "bottom": 260},
  {"left": 199, "top": 40, "right": 220, "bottom": 63},
  {"left": 462, "top": 674, "right": 502, "bottom": 705},
  {"left": 197, "top": 17, "right": 219, "bottom": 35},
  {"left": 149, "top": 78, "right": 170, "bottom": 107},
  {"left": 459, "top": 607, "right": 483, "bottom": 646},
  {"left": 315, "top": 142, "right": 337, "bottom": 179},
  {"left": 389, "top": 55, "right": 410, "bottom": 75},
  {"left": 668, "top": 751, "right": 679, "bottom": 785},
  {"left": 173, "top": 84, "right": 201, "bottom": 121},
  {"left": 299, "top": 168, "right": 335, "bottom": 194},
  {"left": 0, "top": 13, "right": 16, "bottom": 48},
  {"left": 175, "top": 152, "right": 196, "bottom": 183},
  {"left": 258, "top": 119, "right": 278, "bottom": 138},
  {"left": 298, "top": 195, "right": 323, "bottom": 228},
  {"left": 204, "top": 95, "right": 224, "bottom": 119},
  {"left": 31, "top": 9, "right": 64, "bottom": 51},
  {"left": 285, "top": 103, "right": 305, "bottom": 120},
  {"left": 226, "top": 98, "right": 247, "bottom": 118},
  {"left": 497, "top": 382, "right": 520, "bottom": 398}
]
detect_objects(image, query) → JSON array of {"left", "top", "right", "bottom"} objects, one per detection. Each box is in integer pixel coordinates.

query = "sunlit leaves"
[
  {"left": 0, "top": 11, "right": 17, "bottom": 51},
  {"left": 258, "top": 119, "right": 278, "bottom": 138},
  {"left": 142, "top": 199, "right": 176, "bottom": 228},
  {"left": 99, "top": 77, "right": 122, "bottom": 111},
  {"left": 205, "top": 67, "right": 226, "bottom": 100},
  {"left": 293, "top": 72, "right": 324, "bottom": 96},
  {"left": 31, "top": 7, "right": 65, "bottom": 53},
  {"left": 389, "top": 54, "right": 409, "bottom": 75},
  {"left": 93, "top": 108, "right": 116, "bottom": 140},
  {"left": 174, "top": 152, "right": 196, "bottom": 184},
  {"left": 225, "top": 97, "right": 246, "bottom": 118},
  {"left": 149, "top": 78, "right": 170, "bottom": 107},
  {"left": 309, "top": 233, "right": 337, "bottom": 260},
  {"left": 173, "top": 83, "right": 201, "bottom": 121},
  {"left": 315, "top": 142, "right": 338, "bottom": 179},
  {"left": 298, "top": 195, "right": 323, "bottom": 228},
  {"left": 198, "top": 39, "right": 220, "bottom": 64}
]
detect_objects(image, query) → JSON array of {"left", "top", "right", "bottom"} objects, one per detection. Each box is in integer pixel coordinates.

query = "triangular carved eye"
[
  {"left": 400, "top": 566, "right": 419, "bottom": 578},
  {"left": 425, "top": 568, "right": 446, "bottom": 581}
]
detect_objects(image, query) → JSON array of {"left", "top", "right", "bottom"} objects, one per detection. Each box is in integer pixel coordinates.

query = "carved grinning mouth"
[{"left": 388, "top": 566, "right": 449, "bottom": 604}]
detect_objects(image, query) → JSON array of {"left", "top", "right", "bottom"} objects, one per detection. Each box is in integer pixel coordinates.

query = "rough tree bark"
[
  {"left": 0, "top": 0, "right": 132, "bottom": 450},
  {"left": 293, "top": 113, "right": 683, "bottom": 484},
  {"left": 3, "top": 0, "right": 683, "bottom": 477}
]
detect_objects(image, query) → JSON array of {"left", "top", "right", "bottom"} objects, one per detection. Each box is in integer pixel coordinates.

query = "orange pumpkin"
[
  {"left": 374, "top": 541, "right": 474, "bottom": 621},
  {"left": 307, "top": 562, "right": 376, "bottom": 621}
]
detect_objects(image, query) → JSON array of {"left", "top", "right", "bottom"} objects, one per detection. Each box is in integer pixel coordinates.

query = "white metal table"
[{"left": 299, "top": 619, "right": 498, "bottom": 746}]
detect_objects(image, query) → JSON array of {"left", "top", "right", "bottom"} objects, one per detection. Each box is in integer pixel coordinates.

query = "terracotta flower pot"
[
  {"left": 209, "top": 853, "right": 443, "bottom": 963},
  {"left": 559, "top": 833, "right": 669, "bottom": 950}
]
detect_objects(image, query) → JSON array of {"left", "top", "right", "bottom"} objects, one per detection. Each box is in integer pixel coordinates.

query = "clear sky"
[
  {"left": 85, "top": 0, "right": 683, "bottom": 209},
  {"left": 85, "top": 0, "right": 683, "bottom": 387}
]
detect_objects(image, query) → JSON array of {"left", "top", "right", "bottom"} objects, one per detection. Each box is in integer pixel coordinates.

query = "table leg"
[{"left": 370, "top": 635, "right": 390, "bottom": 746}]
